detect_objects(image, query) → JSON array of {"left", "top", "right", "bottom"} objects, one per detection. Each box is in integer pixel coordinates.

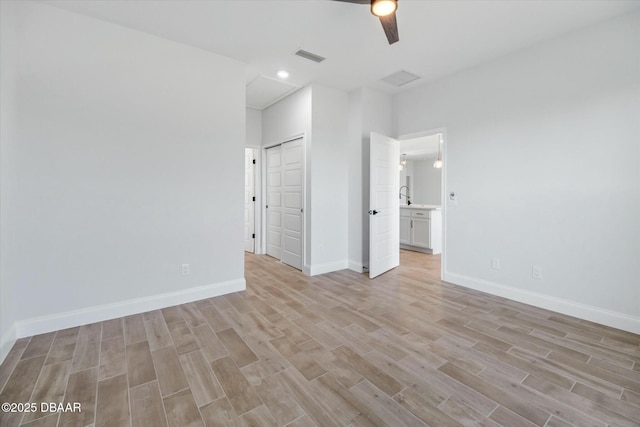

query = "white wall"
[
  {"left": 309, "top": 85, "right": 349, "bottom": 274},
  {"left": 261, "top": 86, "right": 312, "bottom": 267},
  {"left": 261, "top": 85, "right": 350, "bottom": 275},
  {"left": 0, "top": 1, "right": 20, "bottom": 361},
  {"left": 347, "top": 88, "right": 393, "bottom": 271},
  {"left": 412, "top": 157, "right": 442, "bottom": 205},
  {"left": 347, "top": 90, "right": 364, "bottom": 271},
  {"left": 394, "top": 12, "right": 640, "bottom": 332},
  {"left": 1, "top": 1, "right": 246, "bottom": 360},
  {"left": 246, "top": 107, "right": 262, "bottom": 148},
  {"left": 262, "top": 87, "right": 312, "bottom": 148}
]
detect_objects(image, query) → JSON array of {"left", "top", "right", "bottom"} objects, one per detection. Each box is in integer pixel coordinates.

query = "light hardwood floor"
[{"left": 1, "top": 250, "right": 639, "bottom": 427}]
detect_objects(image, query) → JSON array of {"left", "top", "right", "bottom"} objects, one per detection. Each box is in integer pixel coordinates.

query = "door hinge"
[
  {"left": 252, "top": 159, "right": 256, "bottom": 164},
  {"left": 252, "top": 196, "right": 255, "bottom": 202},
  {"left": 252, "top": 233, "right": 255, "bottom": 239}
]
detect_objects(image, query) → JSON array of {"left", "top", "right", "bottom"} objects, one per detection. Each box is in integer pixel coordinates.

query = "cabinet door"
[
  {"left": 399, "top": 217, "right": 411, "bottom": 245},
  {"left": 411, "top": 218, "right": 431, "bottom": 248}
]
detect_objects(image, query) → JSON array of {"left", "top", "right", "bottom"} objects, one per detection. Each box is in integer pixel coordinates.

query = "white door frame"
[
  {"left": 397, "top": 127, "right": 447, "bottom": 280},
  {"left": 261, "top": 134, "right": 307, "bottom": 270},
  {"left": 246, "top": 146, "right": 262, "bottom": 254},
  {"left": 244, "top": 148, "right": 257, "bottom": 253}
]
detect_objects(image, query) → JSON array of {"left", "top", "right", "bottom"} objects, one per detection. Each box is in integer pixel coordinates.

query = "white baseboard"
[
  {"left": 12, "top": 278, "right": 246, "bottom": 341},
  {"left": 308, "top": 260, "right": 349, "bottom": 276},
  {"left": 444, "top": 272, "right": 640, "bottom": 334},
  {"left": 0, "top": 323, "right": 18, "bottom": 365}
]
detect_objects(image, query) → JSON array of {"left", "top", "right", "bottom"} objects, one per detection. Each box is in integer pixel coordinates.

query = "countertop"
[{"left": 400, "top": 204, "right": 441, "bottom": 210}]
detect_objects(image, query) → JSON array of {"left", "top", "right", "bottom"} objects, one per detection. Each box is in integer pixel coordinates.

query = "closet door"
[
  {"left": 266, "top": 145, "right": 282, "bottom": 260},
  {"left": 281, "top": 139, "right": 303, "bottom": 270}
]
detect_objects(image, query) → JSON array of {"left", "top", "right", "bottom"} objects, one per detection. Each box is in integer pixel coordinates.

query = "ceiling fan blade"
[{"left": 379, "top": 12, "right": 399, "bottom": 44}]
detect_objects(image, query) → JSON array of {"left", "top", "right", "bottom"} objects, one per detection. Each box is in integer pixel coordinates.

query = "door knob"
[{"left": 368, "top": 210, "right": 379, "bottom": 215}]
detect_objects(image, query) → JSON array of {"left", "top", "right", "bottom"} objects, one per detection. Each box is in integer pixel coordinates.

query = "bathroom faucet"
[{"left": 399, "top": 186, "right": 411, "bottom": 205}]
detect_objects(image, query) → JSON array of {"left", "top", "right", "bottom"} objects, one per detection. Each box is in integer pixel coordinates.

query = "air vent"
[
  {"left": 294, "top": 49, "right": 326, "bottom": 63},
  {"left": 381, "top": 70, "right": 421, "bottom": 87}
]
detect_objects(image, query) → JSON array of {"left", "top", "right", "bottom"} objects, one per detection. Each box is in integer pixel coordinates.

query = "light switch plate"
[{"left": 448, "top": 191, "right": 458, "bottom": 206}]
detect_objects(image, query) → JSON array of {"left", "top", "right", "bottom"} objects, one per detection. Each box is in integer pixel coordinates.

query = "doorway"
[
  {"left": 398, "top": 130, "right": 445, "bottom": 279},
  {"left": 265, "top": 138, "right": 304, "bottom": 270}
]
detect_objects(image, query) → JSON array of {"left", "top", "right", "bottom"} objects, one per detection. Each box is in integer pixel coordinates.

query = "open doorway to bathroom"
[{"left": 398, "top": 131, "right": 444, "bottom": 281}]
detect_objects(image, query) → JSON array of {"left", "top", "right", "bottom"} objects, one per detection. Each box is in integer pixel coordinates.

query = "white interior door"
[
  {"left": 369, "top": 132, "right": 400, "bottom": 278},
  {"left": 266, "top": 145, "right": 282, "bottom": 259},
  {"left": 281, "top": 139, "right": 303, "bottom": 270},
  {"left": 244, "top": 148, "right": 256, "bottom": 252}
]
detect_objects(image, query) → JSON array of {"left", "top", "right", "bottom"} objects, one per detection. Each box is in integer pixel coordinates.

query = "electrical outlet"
[
  {"left": 181, "top": 264, "right": 190, "bottom": 276},
  {"left": 491, "top": 258, "right": 500, "bottom": 270},
  {"left": 532, "top": 265, "right": 542, "bottom": 280}
]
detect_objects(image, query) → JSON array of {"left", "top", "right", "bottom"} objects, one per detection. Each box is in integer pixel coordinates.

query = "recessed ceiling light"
[{"left": 277, "top": 70, "right": 289, "bottom": 79}]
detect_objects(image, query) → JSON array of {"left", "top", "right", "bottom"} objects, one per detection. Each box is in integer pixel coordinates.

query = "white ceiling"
[
  {"left": 46, "top": 0, "right": 640, "bottom": 108},
  {"left": 400, "top": 134, "right": 440, "bottom": 160}
]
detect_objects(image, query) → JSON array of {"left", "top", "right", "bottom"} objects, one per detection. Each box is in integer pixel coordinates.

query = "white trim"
[
  {"left": 13, "top": 278, "right": 245, "bottom": 340},
  {"left": 309, "top": 260, "right": 349, "bottom": 276},
  {"left": 0, "top": 324, "right": 18, "bottom": 365},
  {"left": 443, "top": 272, "right": 640, "bottom": 334}
]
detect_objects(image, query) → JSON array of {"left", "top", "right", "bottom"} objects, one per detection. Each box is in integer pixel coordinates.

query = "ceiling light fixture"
[
  {"left": 371, "top": 0, "right": 397, "bottom": 17},
  {"left": 399, "top": 153, "right": 407, "bottom": 171},
  {"left": 277, "top": 69, "right": 289, "bottom": 79},
  {"left": 433, "top": 135, "right": 443, "bottom": 169}
]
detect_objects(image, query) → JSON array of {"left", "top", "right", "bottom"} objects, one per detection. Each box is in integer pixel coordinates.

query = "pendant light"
[
  {"left": 399, "top": 153, "right": 407, "bottom": 170},
  {"left": 371, "top": 0, "right": 397, "bottom": 17},
  {"left": 433, "top": 135, "right": 443, "bottom": 169}
]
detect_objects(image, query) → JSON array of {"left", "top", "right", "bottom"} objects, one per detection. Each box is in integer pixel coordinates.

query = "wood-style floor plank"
[
  {"left": 152, "top": 346, "right": 189, "bottom": 397},
  {"left": 217, "top": 328, "right": 259, "bottom": 367},
  {"left": 0, "top": 355, "right": 46, "bottom": 427},
  {"left": 59, "top": 367, "right": 97, "bottom": 427},
  {"left": 163, "top": 388, "right": 204, "bottom": 427},
  {"left": 70, "top": 323, "right": 101, "bottom": 372},
  {"left": 95, "top": 374, "right": 129, "bottom": 427},
  {"left": 0, "top": 250, "right": 638, "bottom": 427},
  {"left": 45, "top": 327, "right": 79, "bottom": 365},
  {"left": 179, "top": 350, "right": 224, "bottom": 407},
  {"left": 210, "top": 356, "right": 262, "bottom": 415},
  {"left": 0, "top": 337, "right": 28, "bottom": 391},
  {"left": 199, "top": 397, "right": 245, "bottom": 427},
  {"left": 20, "top": 332, "right": 56, "bottom": 360},
  {"left": 126, "top": 340, "right": 156, "bottom": 388},
  {"left": 130, "top": 381, "right": 168, "bottom": 427},
  {"left": 21, "top": 361, "right": 69, "bottom": 424},
  {"left": 98, "top": 335, "right": 126, "bottom": 380}
]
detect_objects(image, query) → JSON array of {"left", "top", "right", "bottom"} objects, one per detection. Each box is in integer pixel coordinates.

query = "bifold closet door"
[
  {"left": 280, "top": 139, "right": 302, "bottom": 270},
  {"left": 266, "top": 145, "right": 282, "bottom": 260},
  {"left": 265, "top": 139, "right": 303, "bottom": 270}
]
